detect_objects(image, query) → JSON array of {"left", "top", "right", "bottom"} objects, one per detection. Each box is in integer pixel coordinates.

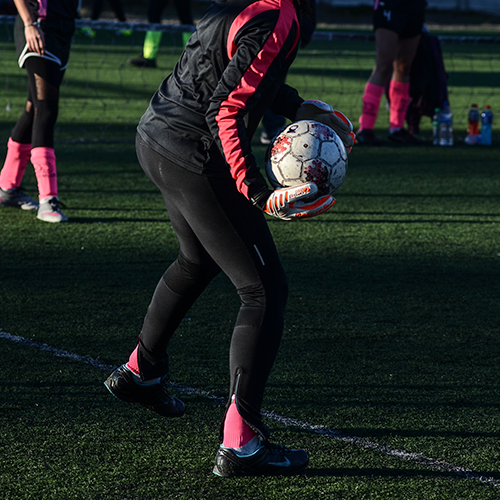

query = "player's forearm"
[
  {"left": 13, "top": 0, "right": 45, "bottom": 54},
  {"left": 13, "top": 0, "right": 37, "bottom": 27}
]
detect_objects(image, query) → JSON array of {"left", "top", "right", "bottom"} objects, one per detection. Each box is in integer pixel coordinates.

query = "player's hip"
[
  {"left": 14, "top": 16, "right": 75, "bottom": 69},
  {"left": 373, "top": 0, "right": 426, "bottom": 38}
]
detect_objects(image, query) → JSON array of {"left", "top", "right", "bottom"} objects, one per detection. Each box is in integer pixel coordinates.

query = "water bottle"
[
  {"left": 432, "top": 107, "right": 441, "bottom": 145},
  {"left": 439, "top": 102, "right": 453, "bottom": 146},
  {"left": 465, "top": 104, "right": 480, "bottom": 145},
  {"left": 480, "top": 105, "right": 493, "bottom": 145}
]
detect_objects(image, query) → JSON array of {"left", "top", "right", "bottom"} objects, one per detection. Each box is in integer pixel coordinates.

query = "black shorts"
[
  {"left": 373, "top": 0, "right": 426, "bottom": 38},
  {"left": 15, "top": 16, "right": 75, "bottom": 69}
]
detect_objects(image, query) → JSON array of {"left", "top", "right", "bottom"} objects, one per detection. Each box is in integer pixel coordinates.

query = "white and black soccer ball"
[{"left": 265, "top": 120, "right": 348, "bottom": 196}]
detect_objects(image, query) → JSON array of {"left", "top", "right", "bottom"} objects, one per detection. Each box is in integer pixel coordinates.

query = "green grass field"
[{"left": 1, "top": 17, "right": 500, "bottom": 499}]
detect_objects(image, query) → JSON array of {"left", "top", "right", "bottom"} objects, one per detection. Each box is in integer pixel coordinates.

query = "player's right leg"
[
  {"left": 128, "top": 0, "right": 166, "bottom": 68},
  {"left": 0, "top": 84, "right": 37, "bottom": 210},
  {"left": 0, "top": 138, "right": 38, "bottom": 210}
]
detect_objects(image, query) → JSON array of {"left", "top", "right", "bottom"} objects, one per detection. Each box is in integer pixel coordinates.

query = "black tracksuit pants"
[{"left": 135, "top": 134, "right": 288, "bottom": 439}]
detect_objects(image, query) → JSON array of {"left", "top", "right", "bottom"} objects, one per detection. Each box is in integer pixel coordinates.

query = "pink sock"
[
  {"left": 31, "top": 147, "right": 57, "bottom": 200},
  {"left": 389, "top": 80, "right": 411, "bottom": 130},
  {"left": 222, "top": 397, "right": 257, "bottom": 449},
  {"left": 359, "top": 82, "right": 384, "bottom": 130},
  {"left": 0, "top": 138, "right": 32, "bottom": 190},
  {"left": 126, "top": 345, "right": 140, "bottom": 375}
]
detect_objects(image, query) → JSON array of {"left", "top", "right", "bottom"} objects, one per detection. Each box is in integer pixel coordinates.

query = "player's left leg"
[
  {"left": 387, "top": 33, "right": 422, "bottom": 144},
  {"left": 24, "top": 57, "right": 68, "bottom": 222},
  {"left": 357, "top": 28, "right": 399, "bottom": 145}
]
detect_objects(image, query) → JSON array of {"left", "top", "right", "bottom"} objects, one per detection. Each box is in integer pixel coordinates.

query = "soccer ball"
[{"left": 265, "top": 120, "right": 348, "bottom": 196}]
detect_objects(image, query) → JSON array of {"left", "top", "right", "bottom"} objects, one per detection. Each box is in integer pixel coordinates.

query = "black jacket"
[{"left": 138, "top": 0, "right": 305, "bottom": 205}]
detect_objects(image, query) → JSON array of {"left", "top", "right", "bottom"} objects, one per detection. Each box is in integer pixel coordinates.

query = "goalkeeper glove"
[
  {"left": 264, "top": 182, "right": 335, "bottom": 220},
  {"left": 295, "top": 99, "right": 356, "bottom": 153}
]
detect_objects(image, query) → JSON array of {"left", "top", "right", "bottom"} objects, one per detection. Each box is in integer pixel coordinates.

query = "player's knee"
[
  {"left": 35, "top": 100, "right": 59, "bottom": 130},
  {"left": 164, "top": 251, "right": 219, "bottom": 294},
  {"left": 393, "top": 59, "right": 412, "bottom": 78},
  {"left": 238, "top": 272, "right": 288, "bottom": 311}
]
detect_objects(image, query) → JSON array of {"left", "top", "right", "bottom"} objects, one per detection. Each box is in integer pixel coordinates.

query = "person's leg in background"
[
  {"left": 26, "top": 57, "right": 67, "bottom": 222},
  {"left": 260, "top": 109, "right": 286, "bottom": 145},
  {"left": 1, "top": 56, "right": 66, "bottom": 220},
  {"left": 357, "top": 28, "right": 398, "bottom": 145},
  {"left": 129, "top": 0, "right": 194, "bottom": 68},
  {"left": 0, "top": 86, "right": 37, "bottom": 210},
  {"left": 386, "top": 33, "right": 421, "bottom": 144}
]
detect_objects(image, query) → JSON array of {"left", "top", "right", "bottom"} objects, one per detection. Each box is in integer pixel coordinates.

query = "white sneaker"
[
  {"left": 37, "top": 197, "right": 68, "bottom": 223},
  {"left": 0, "top": 187, "right": 39, "bottom": 210}
]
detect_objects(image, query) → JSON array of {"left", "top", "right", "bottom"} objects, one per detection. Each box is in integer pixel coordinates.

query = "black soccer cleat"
[
  {"left": 387, "top": 128, "right": 421, "bottom": 145},
  {"left": 213, "top": 440, "right": 309, "bottom": 477},
  {"left": 104, "top": 364, "right": 185, "bottom": 417},
  {"left": 128, "top": 56, "right": 157, "bottom": 68},
  {"left": 355, "top": 128, "right": 382, "bottom": 146}
]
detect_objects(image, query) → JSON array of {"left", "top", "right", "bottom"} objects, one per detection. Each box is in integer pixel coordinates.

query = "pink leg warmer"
[
  {"left": 31, "top": 147, "right": 57, "bottom": 201},
  {"left": 389, "top": 80, "right": 411, "bottom": 130},
  {"left": 126, "top": 345, "right": 140, "bottom": 375},
  {"left": 359, "top": 82, "right": 384, "bottom": 130},
  {"left": 222, "top": 397, "right": 257, "bottom": 449},
  {"left": 0, "top": 137, "right": 32, "bottom": 190}
]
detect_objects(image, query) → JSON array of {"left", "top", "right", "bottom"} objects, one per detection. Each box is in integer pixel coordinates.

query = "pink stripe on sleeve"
[{"left": 218, "top": 0, "right": 298, "bottom": 198}]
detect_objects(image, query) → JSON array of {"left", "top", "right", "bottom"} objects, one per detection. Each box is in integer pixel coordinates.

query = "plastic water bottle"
[
  {"left": 467, "top": 104, "right": 480, "bottom": 135},
  {"left": 439, "top": 102, "right": 453, "bottom": 146},
  {"left": 432, "top": 108, "right": 441, "bottom": 145},
  {"left": 465, "top": 104, "right": 480, "bottom": 145},
  {"left": 480, "top": 105, "right": 493, "bottom": 145}
]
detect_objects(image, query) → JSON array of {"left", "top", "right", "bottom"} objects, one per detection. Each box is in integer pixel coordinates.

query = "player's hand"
[
  {"left": 264, "top": 182, "right": 335, "bottom": 220},
  {"left": 24, "top": 23, "right": 45, "bottom": 55},
  {"left": 295, "top": 100, "right": 355, "bottom": 153}
]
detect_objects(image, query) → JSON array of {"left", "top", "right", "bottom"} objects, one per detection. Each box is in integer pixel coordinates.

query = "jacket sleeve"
[
  {"left": 205, "top": 2, "right": 300, "bottom": 205},
  {"left": 269, "top": 83, "right": 304, "bottom": 121}
]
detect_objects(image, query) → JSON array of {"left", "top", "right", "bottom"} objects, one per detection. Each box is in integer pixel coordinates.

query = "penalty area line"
[{"left": 1, "top": 329, "right": 499, "bottom": 488}]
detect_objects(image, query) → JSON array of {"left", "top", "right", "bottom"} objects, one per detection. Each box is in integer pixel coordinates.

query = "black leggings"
[
  {"left": 147, "top": 0, "right": 193, "bottom": 25},
  {"left": 11, "top": 57, "right": 64, "bottom": 148},
  {"left": 91, "top": 0, "right": 127, "bottom": 21},
  {"left": 135, "top": 134, "right": 288, "bottom": 439}
]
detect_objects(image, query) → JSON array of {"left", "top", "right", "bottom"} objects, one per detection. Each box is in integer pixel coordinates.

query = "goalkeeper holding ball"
[{"left": 104, "top": 0, "right": 354, "bottom": 477}]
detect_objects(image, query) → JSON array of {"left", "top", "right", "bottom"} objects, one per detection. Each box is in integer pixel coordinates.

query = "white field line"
[{"left": 2, "top": 329, "right": 499, "bottom": 487}]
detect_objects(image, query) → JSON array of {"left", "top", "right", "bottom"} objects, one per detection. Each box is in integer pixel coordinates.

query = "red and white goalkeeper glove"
[
  {"left": 264, "top": 182, "right": 335, "bottom": 220},
  {"left": 295, "top": 99, "right": 356, "bottom": 153}
]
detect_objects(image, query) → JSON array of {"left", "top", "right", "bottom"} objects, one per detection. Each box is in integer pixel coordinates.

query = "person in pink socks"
[
  {"left": 356, "top": 0, "right": 426, "bottom": 145},
  {"left": 0, "top": 0, "right": 78, "bottom": 222}
]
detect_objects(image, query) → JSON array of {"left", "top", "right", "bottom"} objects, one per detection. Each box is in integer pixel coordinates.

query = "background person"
[
  {"left": 128, "top": 0, "right": 195, "bottom": 68},
  {"left": 0, "top": 0, "right": 78, "bottom": 222},
  {"left": 356, "top": 0, "right": 427, "bottom": 145},
  {"left": 78, "top": 0, "right": 131, "bottom": 38},
  {"left": 104, "top": 0, "right": 354, "bottom": 477}
]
